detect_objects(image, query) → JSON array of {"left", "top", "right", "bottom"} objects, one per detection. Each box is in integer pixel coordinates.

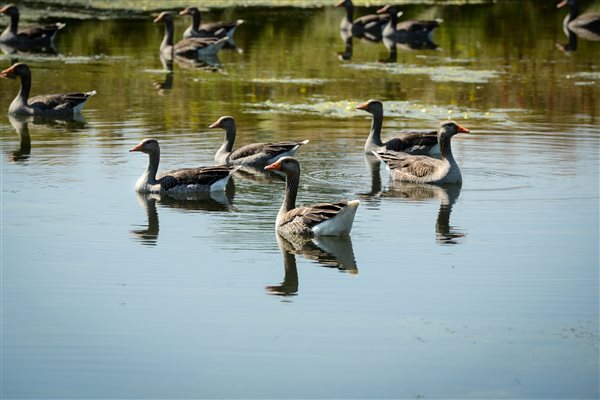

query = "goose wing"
[
  {"left": 18, "top": 23, "right": 64, "bottom": 40},
  {"left": 384, "top": 131, "right": 437, "bottom": 152},
  {"left": 375, "top": 150, "right": 439, "bottom": 178},
  {"left": 281, "top": 201, "right": 349, "bottom": 229},
  {"left": 201, "top": 21, "right": 240, "bottom": 36},
  {"left": 397, "top": 19, "right": 439, "bottom": 33},
  {"left": 174, "top": 37, "right": 222, "bottom": 57},
  {"left": 158, "top": 165, "right": 233, "bottom": 190},
  {"left": 28, "top": 91, "right": 96, "bottom": 110},
  {"left": 230, "top": 141, "right": 303, "bottom": 160},
  {"left": 353, "top": 13, "right": 389, "bottom": 29}
]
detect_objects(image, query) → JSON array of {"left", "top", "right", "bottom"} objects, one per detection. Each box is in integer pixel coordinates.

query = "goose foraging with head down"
[
  {"left": 372, "top": 121, "right": 469, "bottom": 185},
  {"left": 208, "top": 116, "right": 309, "bottom": 167},
  {"left": 264, "top": 157, "right": 359, "bottom": 237},
  {"left": 557, "top": 0, "right": 600, "bottom": 41},
  {"left": 179, "top": 7, "right": 244, "bottom": 45},
  {"left": 130, "top": 139, "right": 236, "bottom": 194},
  {"left": 336, "top": 0, "right": 389, "bottom": 42},
  {"left": 356, "top": 99, "right": 438, "bottom": 155},
  {"left": 153, "top": 11, "right": 227, "bottom": 61},
  {"left": 0, "top": 5, "right": 65, "bottom": 47},
  {"left": 1, "top": 63, "right": 96, "bottom": 118}
]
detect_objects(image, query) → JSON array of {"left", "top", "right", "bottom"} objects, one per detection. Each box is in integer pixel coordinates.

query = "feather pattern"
[{"left": 0, "top": 5, "right": 65, "bottom": 45}]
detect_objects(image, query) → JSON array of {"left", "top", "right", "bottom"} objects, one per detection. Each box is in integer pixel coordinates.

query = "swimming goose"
[
  {"left": 372, "top": 121, "right": 469, "bottom": 185},
  {"left": 264, "top": 157, "right": 359, "bottom": 237},
  {"left": 153, "top": 12, "right": 227, "bottom": 61},
  {"left": 557, "top": 0, "right": 600, "bottom": 41},
  {"left": 356, "top": 99, "right": 438, "bottom": 155},
  {"left": 336, "top": 0, "right": 389, "bottom": 42},
  {"left": 130, "top": 138, "right": 236, "bottom": 194},
  {"left": 208, "top": 116, "right": 309, "bottom": 167},
  {"left": 0, "top": 5, "right": 65, "bottom": 46},
  {"left": 377, "top": 5, "right": 440, "bottom": 42},
  {"left": 179, "top": 7, "right": 244, "bottom": 44},
  {"left": 1, "top": 63, "right": 96, "bottom": 118}
]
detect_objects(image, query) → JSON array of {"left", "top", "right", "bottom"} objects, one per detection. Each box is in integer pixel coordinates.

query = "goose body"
[
  {"left": 154, "top": 12, "right": 227, "bottom": 61},
  {"left": 0, "top": 5, "right": 65, "bottom": 46},
  {"left": 180, "top": 7, "right": 244, "bottom": 45},
  {"left": 1, "top": 63, "right": 96, "bottom": 118},
  {"left": 356, "top": 99, "right": 439, "bottom": 155},
  {"left": 377, "top": 5, "right": 440, "bottom": 42},
  {"left": 373, "top": 121, "right": 469, "bottom": 185},
  {"left": 130, "top": 139, "right": 236, "bottom": 194},
  {"left": 336, "top": 0, "right": 389, "bottom": 42},
  {"left": 265, "top": 157, "right": 359, "bottom": 237},
  {"left": 209, "top": 116, "right": 309, "bottom": 167},
  {"left": 558, "top": 0, "right": 600, "bottom": 40}
]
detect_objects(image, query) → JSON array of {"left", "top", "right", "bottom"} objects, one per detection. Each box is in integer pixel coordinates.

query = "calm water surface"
[{"left": 1, "top": 1, "right": 599, "bottom": 398}]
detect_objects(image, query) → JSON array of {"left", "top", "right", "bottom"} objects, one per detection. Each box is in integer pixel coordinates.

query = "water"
[{"left": 1, "top": 1, "right": 599, "bottom": 398}]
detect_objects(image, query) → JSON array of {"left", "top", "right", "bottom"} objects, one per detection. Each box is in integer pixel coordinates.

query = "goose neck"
[
  {"left": 146, "top": 150, "right": 160, "bottom": 184},
  {"left": 192, "top": 11, "right": 201, "bottom": 31},
  {"left": 365, "top": 109, "right": 384, "bottom": 150},
  {"left": 281, "top": 171, "right": 299, "bottom": 215},
  {"left": 161, "top": 20, "right": 174, "bottom": 49},
  {"left": 439, "top": 133, "right": 456, "bottom": 165},
  {"left": 17, "top": 70, "right": 31, "bottom": 104}
]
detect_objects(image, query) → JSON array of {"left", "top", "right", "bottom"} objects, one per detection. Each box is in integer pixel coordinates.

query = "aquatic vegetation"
[{"left": 343, "top": 63, "right": 500, "bottom": 84}]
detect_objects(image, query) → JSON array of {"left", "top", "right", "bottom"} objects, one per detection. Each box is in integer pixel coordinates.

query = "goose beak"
[
  {"left": 0, "top": 65, "right": 16, "bottom": 79},
  {"left": 208, "top": 120, "right": 220, "bottom": 129},
  {"left": 556, "top": 0, "right": 568, "bottom": 8},
  {"left": 356, "top": 101, "right": 369, "bottom": 110},
  {"left": 335, "top": 0, "right": 346, "bottom": 7},
  {"left": 456, "top": 124, "right": 470, "bottom": 133},
  {"left": 179, "top": 9, "right": 189, "bottom": 15},
  {"left": 129, "top": 143, "right": 143, "bottom": 152},
  {"left": 153, "top": 14, "right": 163, "bottom": 23},
  {"left": 264, "top": 160, "right": 282, "bottom": 171},
  {"left": 377, "top": 6, "right": 389, "bottom": 14}
]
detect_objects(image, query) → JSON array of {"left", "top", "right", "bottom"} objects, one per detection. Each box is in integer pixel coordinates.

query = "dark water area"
[{"left": 1, "top": 1, "right": 599, "bottom": 398}]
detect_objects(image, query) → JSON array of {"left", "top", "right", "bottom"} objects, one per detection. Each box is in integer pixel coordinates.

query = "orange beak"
[
  {"left": 456, "top": 124, "right": 470, "bottom": 133},
  {"left": 129, "top": 143, "right": 143, "bottom": 152},
  {"left": 355, "top": 101, "right": 369, "bottom": 110},
  {"left": 0, "top": 5, "right": 10, "bottom": 14},
  {"left": 335, "top": 0, "right": 346, "bottom": 7},
  {"left": 264, "top": 160, "right": 282, "bottom": 171},
  {"left": 208, "top": 120, "right": 220, "bottom": 129},
  {"left": 556, "top": 0, "right": 568, "bottom": 8},
  {"left": 153, "top": 14, "right": 162, "bottom": 23},
  {"left": 179, "top": 8, "right": 189, "bottom": 15},
  {"left": 377, "top": 5, "right": 389, "bottom": 14},
  {"left": 0, "top": 65, "right": 16, "bottom": 79}
]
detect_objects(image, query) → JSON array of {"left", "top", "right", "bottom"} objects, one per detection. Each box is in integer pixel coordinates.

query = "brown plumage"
[
  {"left": 179, "top": 7, "right": 244, "bottom": 44},
  {"left": 0, "top": 5, "right": 65, "bottom": 46}
]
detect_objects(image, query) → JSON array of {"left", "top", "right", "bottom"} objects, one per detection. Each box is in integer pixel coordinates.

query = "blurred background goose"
[
  {"left": 265, "top": 157, "right": 359, "bottom": 237},
  {"left": 153, "top": 11, "right": 227, "bottom": 61},
  {"left": 0, "top": 5, "right": 65, "bottom": 47},
  {"left": 377, "top": 5, "right": 440, "bottom": 42},
  {"left": 130, "top": 139, "right": 236, "bottom": 194},
  {"left": 373, "top": 121, "right": 469, "bottom": 185},
  {"left": 1, "top": 63, "right": 96, "bottom": 118},
  {"left": 179, "top": 6, "right": 244, "bottom": 47},
  {"left": 356, "top": 99, "right": 438, "bottom": 155},
  {"left": 336, "top": 0, "right": 389, "bottom": 42},
  {"left": 208, "top": 116, "right": 309, "bottom": 167}
]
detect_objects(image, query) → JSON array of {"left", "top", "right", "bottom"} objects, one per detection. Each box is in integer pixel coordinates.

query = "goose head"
[
  {"left": 556, "top": 0, "right": 576, "bottom": 8},
  {"left": 208, "top": 116, "right": 236, "bottom": 131},
  {"left": 130, "top": 139, "right": 160, "bottom": 155},
  {"left": 153, "top": 11, "right": 173, "bottom": 24},
  {"left": 335, "top": 0, "right": 353, "bottom": 10},
  {"left": 438, "top": 121, "right": 470, "bottom": 138},
  {"left": 0, "top": 4, "right": 18, "bottom": 18},
  {"left": 264, "top": 156, "right": 300, "bottom": 176},
  {"left": 179, "top": 7, "right": 200, "bottom": 17},
  {"left": 356, "top": 99, "right": 383, "bottom": 115},
  {"left": 0, "top": 63, "right": 29, "bottom": 80}
]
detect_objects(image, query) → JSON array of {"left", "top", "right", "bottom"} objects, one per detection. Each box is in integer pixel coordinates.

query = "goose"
[
  {"left": 0, "top": 5, "right": 65, "bottom": 46},
  {"left": 372, "top": 121, "right": 469, "bottom": 185},
  {"left": 129, "top": 138, "right": 236, "bottom": 194},
  {"left": 208, "top": 116, "right": 309, "bottom": 167},
  {"left": 557, "top": 0, "right": 600, "bottom": 41},
  {"left": 153, "top": 12, "right": 227, "bottom": 61},
  {"left": 0, "top": 63, "right": 96, "bottom": 118},
  {"left": 264, "top": 157, "right": 359, "bottom": 237},
  {"left": 377, "top": 5, "right": 440, "bottom": 42},
  {"left": 179, "top": 7, "right": 244, "bottom": 44},
  {"left": 356, "top": 99, "right": 439, "bottom": 155},
  {"left": 336, "top": 0, "right": 389, "bottom": 42}
]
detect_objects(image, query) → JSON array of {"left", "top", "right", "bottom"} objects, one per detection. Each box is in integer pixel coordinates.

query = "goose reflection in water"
[
  {"left": 131, "top": 181, "right": 235, "bottom": 246},
  {"left": 266, "top": 233, "right": 358, "bottom": 298},
  {"left": 6, "top": 114, "right": 86, "bottom": 163},
  {"left": 362, "top": 154, "right": 465, "bottom": 245}
]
